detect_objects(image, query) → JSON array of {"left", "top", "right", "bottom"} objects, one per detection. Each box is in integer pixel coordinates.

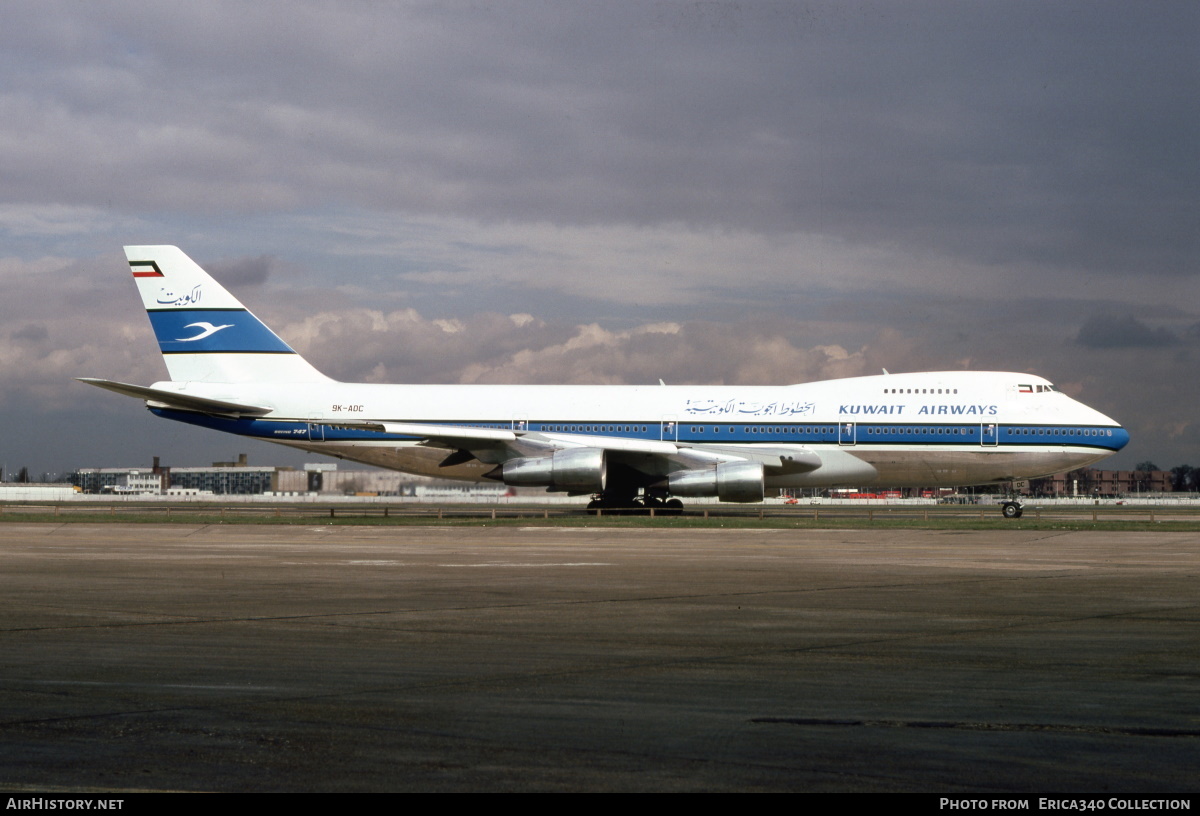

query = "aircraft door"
[
  {"left": 839, "top": 422, "right": 856, "bottom": 446},
  {"left": 307, "top": 414, "right": 325, "bottom": 441},
  {"left": 981, "top": 422, "right": 999, "bottom": 446},
  {"left": 661, "top": 415, "right": 678, "bottom": 441}
]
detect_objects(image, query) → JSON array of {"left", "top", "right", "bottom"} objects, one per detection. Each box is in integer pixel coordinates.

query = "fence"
[{"left": 2, "top": 501, "right": 1198, "bottom": 524}]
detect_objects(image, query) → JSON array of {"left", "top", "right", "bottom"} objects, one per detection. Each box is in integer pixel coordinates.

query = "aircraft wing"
[
  {"left": 322, "top": 419, "right": 821, "bottom": 476},
  {"left": 336, "top": 420, "right": 521, "bottom": 445}
]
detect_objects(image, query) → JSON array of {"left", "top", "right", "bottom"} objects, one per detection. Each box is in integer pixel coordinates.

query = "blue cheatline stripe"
[
  {"left": 147, "top": 309, "right": 295, "bottom": 354},
  {"left": 150, "top": 410, "right": 1129, "bottom": 452}
]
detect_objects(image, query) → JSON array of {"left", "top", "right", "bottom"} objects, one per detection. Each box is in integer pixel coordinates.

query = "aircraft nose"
[{"left": 1079, "top": 399, "right": 1128, "bottom": 451}]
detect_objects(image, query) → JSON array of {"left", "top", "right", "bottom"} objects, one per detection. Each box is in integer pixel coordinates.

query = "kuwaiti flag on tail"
[{"left": 129, "top": 260, "right": 163, "bottom": 278}]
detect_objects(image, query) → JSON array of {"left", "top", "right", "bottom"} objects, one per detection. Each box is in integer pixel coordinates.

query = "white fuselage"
[{"left": 149, "top": 369, "right": 1127, "bottom": 490}]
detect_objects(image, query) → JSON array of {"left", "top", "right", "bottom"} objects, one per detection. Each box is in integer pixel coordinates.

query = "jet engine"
[
  {"left": 667, "top": 461, "right": 764, "bottom": 503},
  {"left": 498, "top": 447, "right": 607, "bottom": 493}
]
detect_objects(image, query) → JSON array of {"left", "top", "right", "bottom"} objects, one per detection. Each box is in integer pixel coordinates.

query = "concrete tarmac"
[{"left": 0, "top": 523, "right": 1196, "bottom": 792}]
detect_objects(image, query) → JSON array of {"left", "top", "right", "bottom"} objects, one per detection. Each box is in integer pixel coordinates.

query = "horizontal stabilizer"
[{"left": 76, "top": 378, "right": 273, "bottom": 417}]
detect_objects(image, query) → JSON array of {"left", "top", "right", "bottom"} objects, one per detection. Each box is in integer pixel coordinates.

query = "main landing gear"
[{"left": 586, "top": 492, "right": 684, "bottom": 515}]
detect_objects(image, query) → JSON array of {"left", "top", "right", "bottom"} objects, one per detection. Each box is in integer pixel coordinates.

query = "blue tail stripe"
[{"left": 147, "top": 309, "right": 295, "bottom": 354}]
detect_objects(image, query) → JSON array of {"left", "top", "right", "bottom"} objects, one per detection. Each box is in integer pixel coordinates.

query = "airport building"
[
  {"left": 1026, "top": 468, "right": 1174, "bottom": 498},
  {"left": 74, "top": 467, "right": 167, "bottom": 495},
  {"left": 72, "top": 455, "right": 513, "bottom": 499},
  {"left": 169, "top": 465, "right": 280, "bottom": 495},
  {"left": 75, "top": 454, "right": 288, "bottom": 496}
]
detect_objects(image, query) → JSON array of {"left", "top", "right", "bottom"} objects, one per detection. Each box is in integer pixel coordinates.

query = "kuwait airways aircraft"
[{"left": 81, "top": 246, "right": 1128, "bottom": 517}]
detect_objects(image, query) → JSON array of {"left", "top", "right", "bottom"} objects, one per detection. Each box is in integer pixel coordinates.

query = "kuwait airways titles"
[{"left": 839, "top": 403, "right": 999, "bottom": 416}]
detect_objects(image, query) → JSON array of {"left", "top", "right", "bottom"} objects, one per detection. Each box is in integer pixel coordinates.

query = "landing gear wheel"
[
  {"left": 664, "top": 498, "right": 684, "bottom": 516},
  {"left": 587, "top": 494, "right": 641, "bottom": 515},
  {"left": 1002, "top": 501, "right": 1023, "bottom": 519}
]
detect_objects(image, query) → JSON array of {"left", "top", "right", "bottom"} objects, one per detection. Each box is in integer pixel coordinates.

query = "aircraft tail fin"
[{"left": 124, "top": 245, "right": 331, "bottom": 384}]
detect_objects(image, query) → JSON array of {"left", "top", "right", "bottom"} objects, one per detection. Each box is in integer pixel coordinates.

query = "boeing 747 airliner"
[{"left": 80, "top": 246, "right": 1128, "bottom": 516}]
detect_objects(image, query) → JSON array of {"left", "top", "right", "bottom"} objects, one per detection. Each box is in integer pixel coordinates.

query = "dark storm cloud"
[
  {"left": 10, "top": 323, "right": 49, "bottom": 343},
  {"left": 206, "top": 254, "right": 274, "bottom": 287},
  {"left": 1076, "top": 314, "right": 1179, "bottom": 349},
  {"left": 1, "top": 2, "right": 1195, "bottom": 278}
]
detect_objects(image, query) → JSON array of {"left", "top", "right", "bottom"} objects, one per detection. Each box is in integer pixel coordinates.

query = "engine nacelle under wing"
[
  {"left": 667, "top": 461, "right": 765, "bottom": 503},
  {"left": 496, "top": 447, "right": 607, "bottom": 493}
]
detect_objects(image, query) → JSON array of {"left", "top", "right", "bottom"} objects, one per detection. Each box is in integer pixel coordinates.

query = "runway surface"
[{"left": 0, "top": 523, "right": 1196, "bottom": 792}]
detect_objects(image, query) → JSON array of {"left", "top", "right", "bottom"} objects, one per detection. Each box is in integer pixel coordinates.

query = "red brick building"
[{"left": 1026, "top": 468, "right": 1174, "bottom": 497}]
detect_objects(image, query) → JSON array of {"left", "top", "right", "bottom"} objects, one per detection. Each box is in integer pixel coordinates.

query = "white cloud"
[{"left": 0, "top": 205, "right": 142, "bottom": 239}]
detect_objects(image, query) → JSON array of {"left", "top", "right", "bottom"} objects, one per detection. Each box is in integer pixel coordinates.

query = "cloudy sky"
[{"left": 1, "top": 0, "right": 1196, "bottom": 478}]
